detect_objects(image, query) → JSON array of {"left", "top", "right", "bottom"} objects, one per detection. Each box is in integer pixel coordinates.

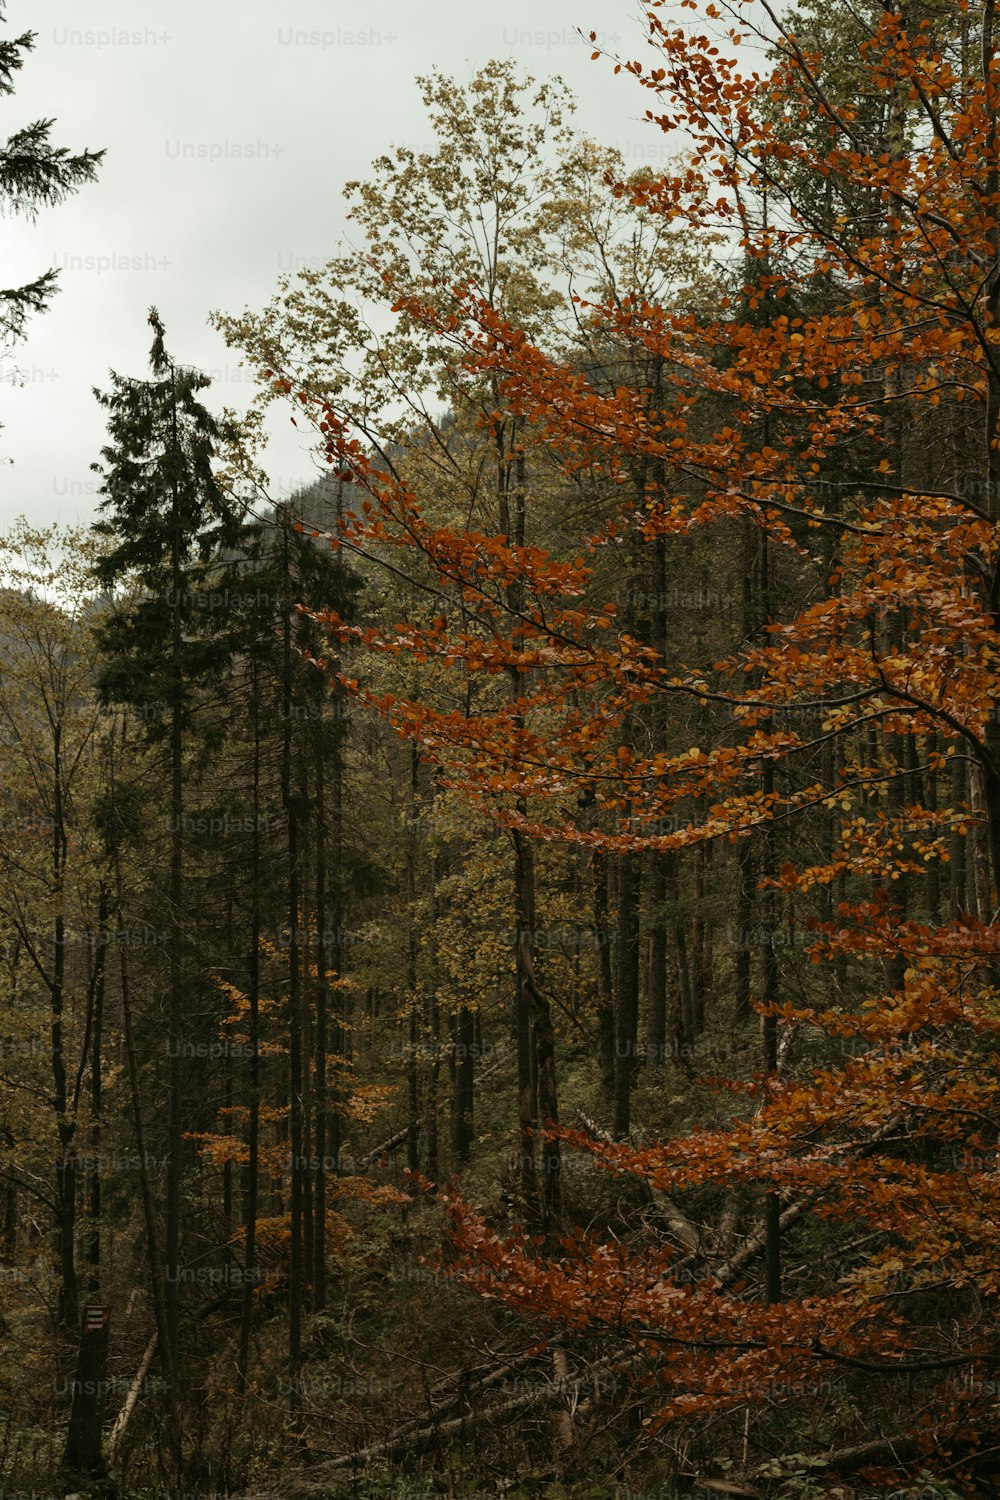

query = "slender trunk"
[
  {"left": 761, "top": 760, "right": 781, "bottom": 1307},
  {"left": 613, "top": 853, "right": 641, "bottom": 1138},
  {"left": 513, "top": 828, "right": 537, "bottom": 1218},
  {"left": 646, "top": 854, "right": 668, "bottom": 1065},
  {"left": 425, "top": 995, "right": 440, "bottom": 1183},
  {"left": 1, "top": 1176, "right": 15, "bottom": 1262},
  {"left": 452, "top": 1007, "right": 475, "bottom": 1163},
  {"left": 969, "top": 761, "right": 993, "bottom": 923},
  {"left": 425, "top": 844, "right": 441, "bottom": 1183},
  {"left": 328, "top": 707, "right": 345, "bottom": 1196},
  {"left": 282, "top": 520, "right": 304, "bottom": 1418},
  {"left": 669, "top": 854, "right": 694, "bottom": 1055},
  {"left": 758, "top": 552, "right": 782, "bottom": 1308},
  {"left": 924, "top": 732, "right": 941, "bottom": 922},
  {"left": 501, "top": 437, "right": 544, "bottom": 1223},
  {"left": 299, "top": 760, "right": 313, "bottom": 1306},
  {"left": 165, "top": 431, "right": 184, "bottom": 1375},
  {"left": 951, "top": 752, "right": 969, "bottom": 916},
  {"left": 972, "top": 0, "right": 1000, "bottom": 959},
  {"left": 110, "top": 723, "right": 180, "bottom": 1469},
  {"left": 531, "top": 972, "right": 561, "bottom": 1230},
  {"left": 221, "top": 894, "right": 235, "bottom": 1273},
  {"left": 313, "top": 716, "right": 328, "bottom": 1310},
  {"left": 50, "top": 721, "right": 78, "bottom": 1338},
  {"left": 406, "top": 741, "right": 421, "bottom": 1175},
  {"left": 646, "top": 526, "right": 672, "bottom": 1068},
  {"left": 237, "top": 657, "right": 261, "bottom": 1389},
  {"left": 86, "top": 887, "right": 108, "bottom": 1297},
  {"left": 592, "top": 850, "right": 615, "bottom": 1100},
  {"left": 885, "top": 727, "right": 909, "bottom": 994},
  {"left": 734, "top": 838, "right": 755, "bottom": 1025},
  {"left": 691, "top": 841, "right": 710, "bottom": 1035}
]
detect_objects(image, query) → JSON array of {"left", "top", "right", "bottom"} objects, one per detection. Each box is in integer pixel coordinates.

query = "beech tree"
[
  {"left": 258, "top": 1, "right": 1000, "bottom": 1491},
  {"left": 216, "top": 62, "right": 709, "bottom": 1227}
]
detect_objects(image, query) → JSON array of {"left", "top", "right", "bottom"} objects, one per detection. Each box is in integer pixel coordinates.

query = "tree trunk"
[
  {"left": 646, "top": 853, "right": 668, "bottom": 1066},
  {"left": 165, "top": 440, "right": 184, "bottom": 1380},
  {"left": 237, "top": 657, "right": 262, "bottom": 1389},
  {"left": 523, "top": 943, "right": 561, "bottom": 1230},
  {"left": 61, "top": 1305, "right": 111, "bottom": 1493},
  {"left": 50, "top": 721, "right": 78, "bottom": 1338},
  {"left": 513, "top": 828, "right": 538, "bottom": 1219},
  {"left": 425, "top": 848, "right": 442, "bottom": 1182},
  {"left": 613, "top": 853, "right": 641, "bottom": 1139},
  {"left": 592, "top": 850, "right": 615, "bottom": 1099},
  {"left": 452, "top": 1006, "right": 475, "bottom": 1163},
  {"left": 691, "top": 840, "right": 711, "bottom": 1035},
  {"left": 282, "top": 518, "right": 304, "bottom": 1419},
  {"left": 951, "top": 751, "right": 969, "bottom": 915},
  {"left": 109, "top": 720, "right": 180, "bottom": 1469},
  {"left": 668, "top": 854, "right": 694, "bottom": 1056},
  {"left": 85, "top": 888, "right": 108, "bottom": 1297},
  {"left": 734, "top": 838, "right": 755, "bottom": 1026},
  {"left": 406, "top": 741, "right": 421, "bottom": 1176},
  {"left": 312, "top": 716, "right": 329, "bottom": 1311}
]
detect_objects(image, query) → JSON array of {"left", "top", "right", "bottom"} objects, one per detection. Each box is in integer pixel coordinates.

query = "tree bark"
[
  {"left": 165, "top": 395, "right": 184, "bottom": 1378},
  {"left": 61, "top": 1305, "right": 111, "bottom": 1492},
  {"left": 613, "top": 852, "right": 641, "bottom": 1139},
  {"left": 109, "top": 720, "right": 180, "bottom": 1469},
  {"left": 513, "top": 828, "right": 538, "bottom": 1219},
  {"left": 452, "top": 1006, "right": 475, "bottom": 1164},
  {"left": 237, "top": 657, "right": 262, "bottom": 1389},
  {"left": 646, "top": 853, "right": 668, "bottom": 1065},
  {"left": 281, "top": 517, "right": 304, "bottom": 1419},
  {"left": 592, "top": 849, "right": 615, "bottom": 1100}
]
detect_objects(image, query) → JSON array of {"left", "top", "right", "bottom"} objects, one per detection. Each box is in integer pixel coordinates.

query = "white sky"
[{"left": 1, "top": 0, "right": 678, "bottom": 532}]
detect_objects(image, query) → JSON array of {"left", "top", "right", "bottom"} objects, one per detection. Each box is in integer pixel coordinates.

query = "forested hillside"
[{"left": 2, "top": 2, "right": 1000, "bottom": 1498}]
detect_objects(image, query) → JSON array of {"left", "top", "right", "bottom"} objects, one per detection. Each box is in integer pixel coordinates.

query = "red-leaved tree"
[{"left": 268, "top": 0, "right": 1000, "bottom": 1488}]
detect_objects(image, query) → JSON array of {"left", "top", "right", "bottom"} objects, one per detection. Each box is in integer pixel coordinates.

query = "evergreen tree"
[
  {"left": 89, "top": 309, "right": 251, "bottom": 1470},
  {"left": 0, "top": 1, "right": 103, "bottom": 351}
]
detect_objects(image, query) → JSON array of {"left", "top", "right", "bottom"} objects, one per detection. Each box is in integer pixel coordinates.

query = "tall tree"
[
  {"left": 271, "top": 4, "right": 1000, "bottom": 1490},
  {"left": 90, "top": 310, "right": 248, "bottom": 1451}
]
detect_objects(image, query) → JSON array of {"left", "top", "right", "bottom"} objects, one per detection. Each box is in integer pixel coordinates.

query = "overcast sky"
[{"left": 1, "top": 0, "right": 676, "bottom": 533}]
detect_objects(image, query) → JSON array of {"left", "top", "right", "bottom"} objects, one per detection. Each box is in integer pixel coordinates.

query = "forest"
[{"left": 1, "top": 1, "right": 999, "bottom": 1498}]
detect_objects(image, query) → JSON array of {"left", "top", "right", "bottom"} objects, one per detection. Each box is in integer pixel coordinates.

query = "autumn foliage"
[{"left": 250, "top": 0, "right": 1000, "bottom": 1491}]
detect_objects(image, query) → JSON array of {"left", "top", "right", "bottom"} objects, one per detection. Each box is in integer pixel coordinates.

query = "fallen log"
[
  {"left": 357, "top": 1052, "right": 508, "bottom": 1171},
  {"left": 296, "top": 1344, "right": 652, "bottom": 1486},
  {"left": 577, "top": 1110, "right": 702, "bottom": 1253},
  {"left": 106, "top": 1330, "right": 158, "bottom": 1459},
  {"left": 278, "top": 1111, "right": 913, "bottom": 1488},
  {"left": 309, "top": 1347, "right": 543, "bottom": 1441}
]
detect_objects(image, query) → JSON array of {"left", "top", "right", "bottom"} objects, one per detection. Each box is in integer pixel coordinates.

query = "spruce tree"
[
  {"left": 1, "top": 2, "right": 103, "bottom": 351},
  {"left": 90, "top": 309, "right": 250, "bottom": 1466}
]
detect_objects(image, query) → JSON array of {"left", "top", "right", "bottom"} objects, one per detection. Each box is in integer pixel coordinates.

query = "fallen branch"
[
  {"left": 106, "top": 1330, "right": 158, "bottom": 1459},
  {"left": 276, "top": 1111, "right": 914, "bottom": 1488},
  {"left": 576, "top": 1110, "right": 702, "bottom": 1253},
  {"left": 357, "top": 1052, "right": 508, "bottom": 1171},
  {"left": 297, "top": 1344, "right": 651, "bottom": 1486}
]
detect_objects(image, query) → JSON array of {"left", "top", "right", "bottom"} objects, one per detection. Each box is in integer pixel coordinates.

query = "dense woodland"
[{"left": 2, "top": 1, "right": 1000, "bottom": 1497}]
